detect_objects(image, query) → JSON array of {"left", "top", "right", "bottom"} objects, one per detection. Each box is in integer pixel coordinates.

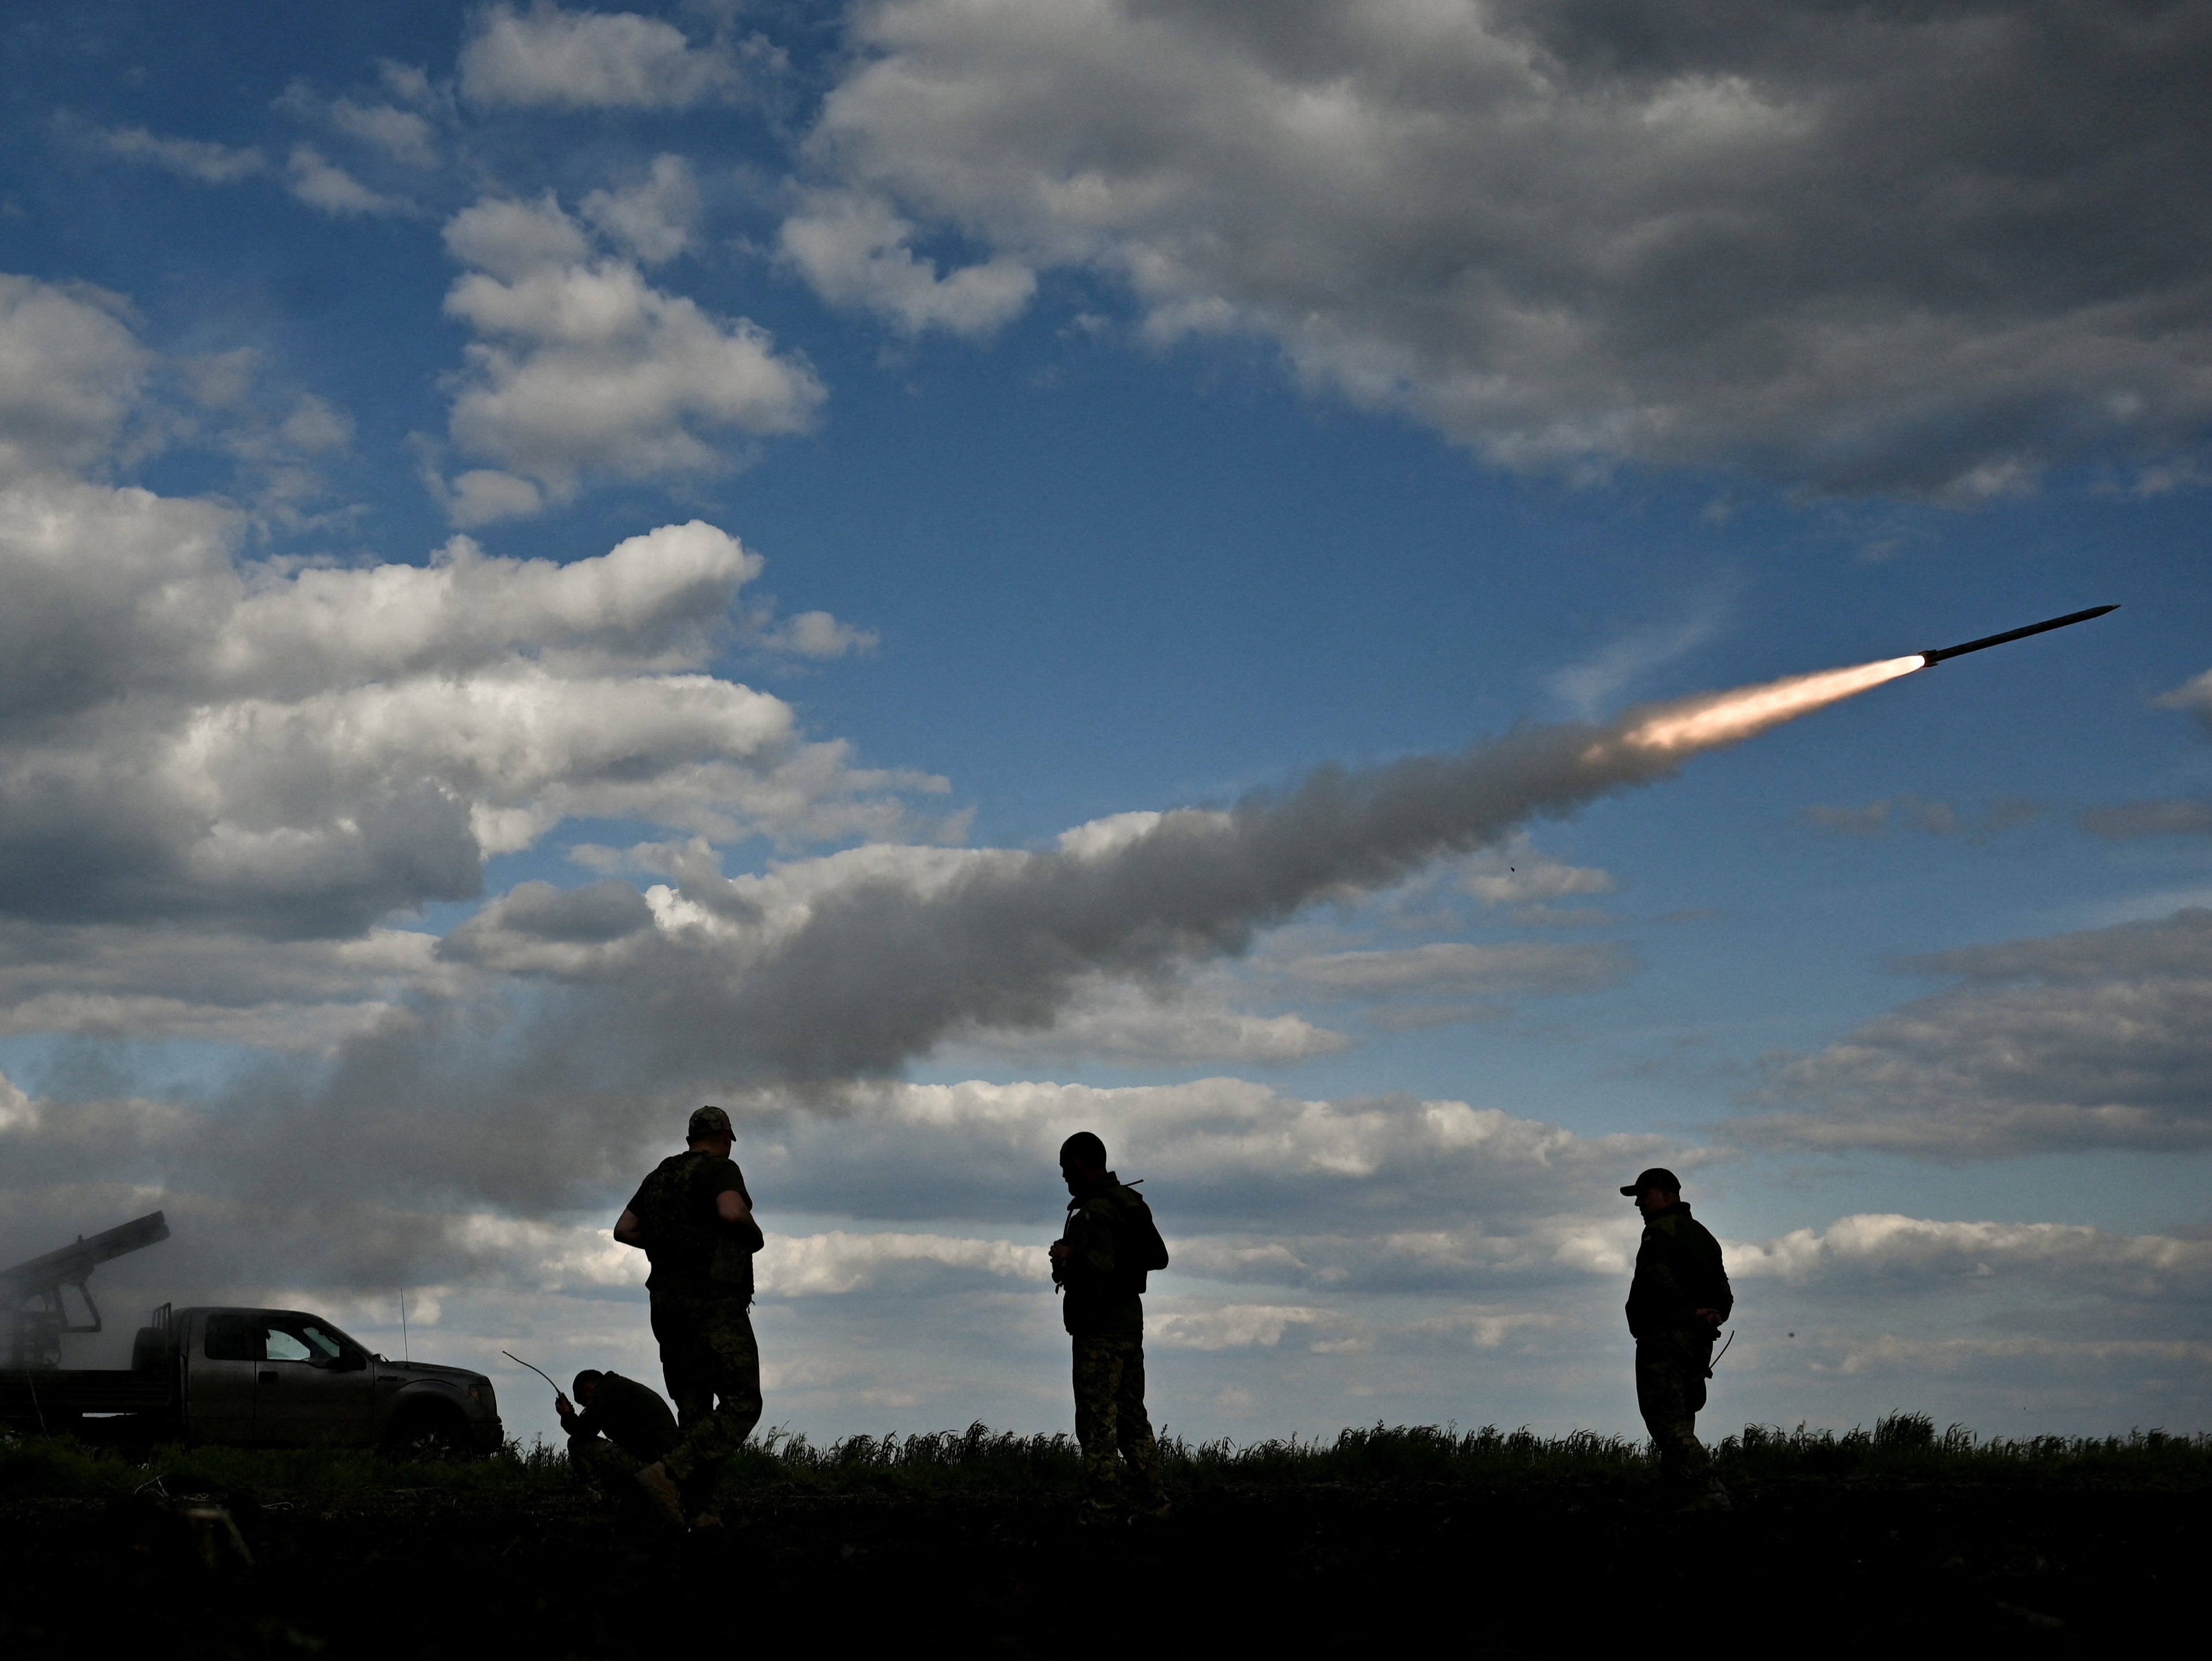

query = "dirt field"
[{"left": 0, "top": 1469, "right": 2195, "bottom": 1656}]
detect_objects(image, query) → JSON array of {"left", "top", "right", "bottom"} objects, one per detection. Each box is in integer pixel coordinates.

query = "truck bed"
[{"left": 0, "top": 1369, "right": 173, "bottom": 1423}]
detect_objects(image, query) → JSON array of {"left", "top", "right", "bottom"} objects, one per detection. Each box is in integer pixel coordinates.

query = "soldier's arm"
[
  {"left": 715, "top": 1188, "right": 765, "bottom": 1252},
  {"left": 613, "top": 1208, "right": 646, "bottom": 1249}
]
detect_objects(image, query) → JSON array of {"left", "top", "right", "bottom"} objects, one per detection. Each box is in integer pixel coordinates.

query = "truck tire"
[{"left": 381, "top": 1400, "right": 476, "bottom": 1462}]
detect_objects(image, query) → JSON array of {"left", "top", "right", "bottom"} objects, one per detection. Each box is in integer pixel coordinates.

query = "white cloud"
[
  {"left": 1147, "top": 1300, "right": 1352, "bottom": 1352},
  {"left": 439, "top": 193, "right": 824, "bottom": 512},
  {"left": 286, "top": 146, "right": 412, "bottom": 217},
  {"left": 757, "top": 1230, "right": 1038, "bottom": 1296},
  {"left": 92, "top": 125, "right": 268, "bottom": 184},
  {"left": 1459, "top": 840, "right": 1616, "bottom": 909},
  {"left": 460, "top": 3, "right": 744, "bottom": 109},
  {"left": 945, "top": 974, "right": 1351, "bottom": 1066},
  {"left": 1729, "top": 1214, "right": 2212, "bottom": 1301},
  {"left": 790, "top": 0, "right": 2212, "bottom": 496},
  {"left": 0, "top": 276, "right": 149, "bottom": 479},
  {"left": 779, "top": 189, "right": 1036, "bottom": 338},
  {"left": 327, "top": 98, "right": 440, "bottom": 169},
  {"left": 581, "top": 154, "right": 700, "bottom": 264}
]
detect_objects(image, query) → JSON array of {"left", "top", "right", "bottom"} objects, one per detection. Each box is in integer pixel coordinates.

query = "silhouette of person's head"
[{"left": 1059, "top": 1130, "right": 1107, "bottom": 1195}]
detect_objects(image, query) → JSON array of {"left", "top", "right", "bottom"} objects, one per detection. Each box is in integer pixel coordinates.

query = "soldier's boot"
[
  {"left": 1680, "top": 1477, "right": 1732, "bottom": 1514},
  {"left": 633, "top": 1462, "right": 689, "bottom": 1530}
]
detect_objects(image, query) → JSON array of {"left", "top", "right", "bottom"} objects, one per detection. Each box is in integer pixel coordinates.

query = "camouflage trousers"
[
  {"left": 1071, "top": 1334, "right": 1160, "bottom": 1502},
  {"left": 566, "top": 1432, "right": 647, "bottom": 1493},
  {"left": 1635, "top": 1333, "right": 1714, "bottom": 1489},
  {"left": 650, "top": 1288, "right": 764, "bottom": 1486}
]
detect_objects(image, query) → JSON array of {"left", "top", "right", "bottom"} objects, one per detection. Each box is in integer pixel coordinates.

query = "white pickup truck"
[{"left": 0, "top": 1303, "right": 504, "bottom": 1455}]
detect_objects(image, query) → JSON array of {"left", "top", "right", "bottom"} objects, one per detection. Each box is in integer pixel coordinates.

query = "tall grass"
[{"left": 3, "top": 1415, "right": 2205, "bottom": 1501}]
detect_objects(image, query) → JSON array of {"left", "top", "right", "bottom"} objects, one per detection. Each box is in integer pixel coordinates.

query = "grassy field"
[
  {"left": 5, "top": 1415, "right": 2202, "bottom": 1656},
  {"left": 5, "top": 1411, "right": 2207, "bottom": 1500}
]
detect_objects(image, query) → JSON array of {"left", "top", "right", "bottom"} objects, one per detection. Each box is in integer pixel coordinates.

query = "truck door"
[
  {"left": 188, "top": 1311, "right": 258, "bottom": 1443},
  {"left": 250, "top": 1314, "right": 376, "bottom": 1446}
]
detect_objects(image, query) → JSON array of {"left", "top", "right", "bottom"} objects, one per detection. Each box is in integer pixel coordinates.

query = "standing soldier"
[
  {"left": 1621, "top": 1166, "right": 1733, "bottom": 1511},
  {"left": 613, "top": 1104, "right": 765, "bottom": 1528},
  {"left": 1048, "top": 1131, "right": 1170, "bottom": 1518}
]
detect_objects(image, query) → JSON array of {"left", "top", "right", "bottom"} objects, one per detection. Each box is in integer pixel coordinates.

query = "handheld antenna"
[{"left": 502, "top": 1351, "right": 564, "bottom": 1397}]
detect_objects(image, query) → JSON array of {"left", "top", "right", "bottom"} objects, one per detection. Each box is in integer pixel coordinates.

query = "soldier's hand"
[
  {"left": 1695, "top": 1308, "right": 1722, "bottom": 1326},
  {"left": 1049, "top": 1240, "right": 1070, "bottom": 1266},
  {"left": 555, "top": 1393, "right": 574, "bottom": 1418}
]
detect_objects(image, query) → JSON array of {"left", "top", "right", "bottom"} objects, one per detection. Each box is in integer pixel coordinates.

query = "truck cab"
[{"left": 141, "top": 1306, "right": 502, "bottom": 1454}]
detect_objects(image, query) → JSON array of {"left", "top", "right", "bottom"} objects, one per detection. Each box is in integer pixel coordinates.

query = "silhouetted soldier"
[
  {"left": 1622, "top": 1166, "right": 1733, "bottom": 1510},
  {"left": 1049, "top": 1131, "right": 1171, "bottom": 1518},
  {"left": 555, "top": 1368, "right": 679, "bottom": 1496},
  {"left": 614, "top": 1104, "right": 765, "bottom": 1528}
]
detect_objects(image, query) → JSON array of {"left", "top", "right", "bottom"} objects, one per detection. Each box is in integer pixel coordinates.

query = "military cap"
[
  {"left": 1620, "top": 1166, "right": 1682, "bottom": 1196},
  {"left": 1059, "top": 1130, "right": 1107, "bottom": 1168},
  {"left": 688, "top": 1104, "right": 734, "bottom": 1141}
]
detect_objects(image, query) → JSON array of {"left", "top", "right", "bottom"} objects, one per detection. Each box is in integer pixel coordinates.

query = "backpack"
[{"left": 1116, "top": 1183, "right": 1171, "bottom": 1293}]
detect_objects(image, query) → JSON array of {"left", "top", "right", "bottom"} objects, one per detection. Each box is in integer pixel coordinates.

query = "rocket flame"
[{"left": 1592, "top": 655, "right": 1926, "bottom": 763}]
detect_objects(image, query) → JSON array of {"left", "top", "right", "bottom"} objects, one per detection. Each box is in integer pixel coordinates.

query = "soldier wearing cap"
[
  {"left": 1621, "top": 1166, "right": 1733, "bottom": 1509},
  {"left": 613, "top": 1105, "right": 765, "bottom": 1527}
]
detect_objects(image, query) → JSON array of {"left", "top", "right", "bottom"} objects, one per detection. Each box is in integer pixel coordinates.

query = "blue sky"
[{"left": 3, "top": 1, "right": 2209, "bottom": 1450}]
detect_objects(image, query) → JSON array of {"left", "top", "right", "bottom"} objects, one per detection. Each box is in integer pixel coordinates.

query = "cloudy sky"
[{"left": 3, "top": 0, "right": 2210, "bottom": 1450}]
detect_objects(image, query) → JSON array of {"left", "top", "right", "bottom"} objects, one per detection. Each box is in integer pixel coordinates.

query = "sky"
[{"left": 2, "top": 0, "right": 2209, "bottom": 1454}]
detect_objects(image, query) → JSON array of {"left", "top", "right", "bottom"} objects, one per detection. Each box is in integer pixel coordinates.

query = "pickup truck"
[{"left": 0, "top": 1303, "right": 503, "bottom": 1455}]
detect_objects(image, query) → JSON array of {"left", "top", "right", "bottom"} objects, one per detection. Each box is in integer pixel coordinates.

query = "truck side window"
[
  {"left": 263, "top": 1327, "right": 313, "bottom": 1362},
  {"left": 297, "top": 1323, "right": 346, "bottom": 1363},
  {"left": 204, "top": 1313, "right": 251, "bottom": 1361}
]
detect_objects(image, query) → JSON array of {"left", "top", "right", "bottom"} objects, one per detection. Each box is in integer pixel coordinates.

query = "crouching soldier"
[
  {"left": 557, "top": 1369, "right": 679, "bottom": 1496},
  {"left": 1621, "top": 1166, "right": 1734, "bottom": 1511},
  {"left": 1049, "top": 1132, "right": 1172, "bottom": 1519}
]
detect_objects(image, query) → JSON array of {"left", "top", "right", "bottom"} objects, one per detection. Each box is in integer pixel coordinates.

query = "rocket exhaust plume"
[{"left": 1599, "top": 656, "right": 1926, "bottom": 760}]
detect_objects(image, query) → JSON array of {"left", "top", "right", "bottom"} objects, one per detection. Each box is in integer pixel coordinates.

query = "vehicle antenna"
[
  {"left": 502, "top": 1351, "right": 563, "bottom": 1397},
  {"left": 399, "top": 1288, "right": 409, "bottom": 1365}
]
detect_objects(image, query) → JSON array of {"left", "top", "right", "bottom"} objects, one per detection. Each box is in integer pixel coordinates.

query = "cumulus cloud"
[
  {"left": 1731, "top": 1213, "right": 2212, "bottom": 1303},
  {"left": 439, "top": 192, "right": 824, "bottom": 513},
  {"left": 1741, "top": 907, "right": 2212, "bottom": 1154},
  {"left": 581, "top": 154, "right": 700, "bottom": 264},
  {"left": 779, "top": 188, "right": 1038, "bottom": 338},
  {"left": 0, "top": 276, "right": 151, "bottom": 478},
  {"left": 460, "top": 3, "right": 747, "bottom": 109},
  {"left": 790, "top": 0, "right": 2212, "bottom": 496}
]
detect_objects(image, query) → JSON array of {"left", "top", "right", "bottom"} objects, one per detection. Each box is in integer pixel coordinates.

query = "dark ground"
[{"left": 0, "top": 1471, "right": 2195, "bottom": 1656}]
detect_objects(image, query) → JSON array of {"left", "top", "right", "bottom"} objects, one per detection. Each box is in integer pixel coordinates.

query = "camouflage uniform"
[
  {"left": 1625, "top": 1201, "right": 1733, "bottom": 1495},
  {"left": 627, "top": 1127, "right": 765, "bottom": 1492},
  {"left": 562, "top": 1370, "right": 678, "bottom": 1493},
  {"left": 1055, "top": 1173, "right": 1165, "bottom": 1507}
]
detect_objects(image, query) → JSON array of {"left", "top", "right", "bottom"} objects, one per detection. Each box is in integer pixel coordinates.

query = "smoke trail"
[
  {"left": 92, "top": 651, "right": 1925, "bottom": 1251},
  {"left": 591, "top": 652, "right": 1931, "bottom": 1084}
]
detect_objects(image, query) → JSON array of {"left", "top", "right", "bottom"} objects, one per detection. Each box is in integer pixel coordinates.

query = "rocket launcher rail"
[{"left": 2, "top": 1211, "right": 169, "bottom": 1367}]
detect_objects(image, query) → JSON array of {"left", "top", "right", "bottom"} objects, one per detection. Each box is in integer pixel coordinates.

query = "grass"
[{"left": 3, "top": 1414, "right": 2206, "bottom": 1502}]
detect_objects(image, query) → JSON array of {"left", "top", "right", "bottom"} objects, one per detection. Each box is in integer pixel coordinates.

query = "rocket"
[{"left": 1918, "top": 605, "right": 2118, "bottom": 666}]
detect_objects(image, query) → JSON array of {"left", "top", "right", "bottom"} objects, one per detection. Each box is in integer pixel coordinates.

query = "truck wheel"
[{"left": 382, "top": 1402, "right": 475, "bottom": 1462}]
